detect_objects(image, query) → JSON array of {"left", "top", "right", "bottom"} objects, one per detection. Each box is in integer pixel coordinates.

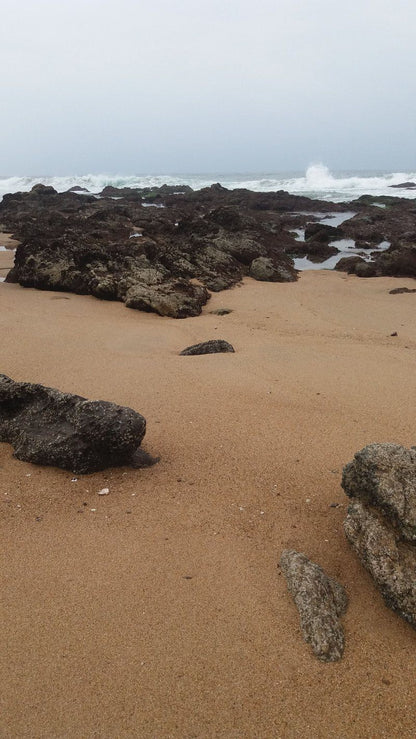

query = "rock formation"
[
  {"left": 0, "top": 374, "right": 152, "bottom": 474},
  {"left": 342, "top": 443, "right": 416, "bottom": 628},
  {"left": 280, "top": 549, "right": 348, "bottom": 662}
]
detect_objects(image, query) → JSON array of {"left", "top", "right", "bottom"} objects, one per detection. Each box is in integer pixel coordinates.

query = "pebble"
[{"left": 98, "top": 487, "right": 109, "bottom": 495}]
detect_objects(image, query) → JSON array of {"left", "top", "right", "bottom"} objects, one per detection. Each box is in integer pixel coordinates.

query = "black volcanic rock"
[{"left": 0, "top": 374, "right": 150, "bottom": 474}]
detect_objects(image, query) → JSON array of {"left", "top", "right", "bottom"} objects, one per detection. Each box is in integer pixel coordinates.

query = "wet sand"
[{"left": 1, "top": 271, "right": 416, "bottom": 738}]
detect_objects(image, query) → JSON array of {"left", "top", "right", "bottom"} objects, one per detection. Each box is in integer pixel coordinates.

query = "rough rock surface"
[
  {"left": 342, "top": 443, "right": 416, "bottom": 628},
  {"left": 0, "top": 184, "right": 308, "bottom": 317},
  {"left": 280, "top": 549, "right": 348, "bottom": 662},
  {"left": 180, "top": 340, "right": 235, "bottom": 356},
  {"left": 0, "top": 374, "right": 150, "bottom": 473}
]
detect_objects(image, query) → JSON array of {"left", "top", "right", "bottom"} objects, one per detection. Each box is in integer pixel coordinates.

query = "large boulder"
[
  {"left": 342, "top": 443, "right": 416, "bottom": 628},
  {"left": 0, "top": 374, "right": 150, "bottom": 474},
  {"left": 280, "top": 550, "right": 348, "bottom": 662}
]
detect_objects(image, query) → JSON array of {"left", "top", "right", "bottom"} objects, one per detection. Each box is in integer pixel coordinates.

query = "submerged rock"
[
  {"left": 342, "top": 443, "right": 416, "bottom": 628},
  {"left": 0, "top": 374, "right": 151, "bottom": 474},
  {"left": 280, "top": 549, "right": 348, "bottom": 662},
  {"left": 180, "top": 339, "right": 235, "bottom": 355}
]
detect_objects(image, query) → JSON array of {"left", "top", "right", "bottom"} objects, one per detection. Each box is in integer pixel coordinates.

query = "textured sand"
[{"left": 1, "top": 271, "right": 416, "bottom": 738}]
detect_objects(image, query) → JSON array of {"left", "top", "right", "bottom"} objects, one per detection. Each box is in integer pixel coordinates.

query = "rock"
[
  {"left": 180, "top": 339, "right": 235, "bottom": 355},
  {"left": 249, "top": 256, "right": 296, "bottom": 282},
  {"left": 280, "top": 549, "right": 348, "bottom": 662},
  {"left": 0, "top": 374, "right": 149, "bottom": 474},
  {"left": 342, "top": 443, "right": 416, "bottom": 627},
  {"left": 125, "top": 279, "right": 209, "bottom": 318},
  {"left": 354, "top": 261, "right": 377, "bottom": 277},
  {"left": 389, "top": 287, "right": 416, "bottom": 294},
  {"left": 334, "top": 256, "right": 366, "bottom": 272},
  {"left": 304, "top": 223, "right": 343, "bottom": 242},
  {"left": 389, "top": 182, "right": 416, "bottom": 189},
  {"left": 210, "top": 308, "right": 232, "bottom": 315}
]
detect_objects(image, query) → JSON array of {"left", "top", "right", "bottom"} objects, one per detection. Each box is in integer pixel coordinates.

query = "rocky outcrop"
[
  {"left": 280, "top": 550, "right": 348, "bottom": 662},
  {"left": 180, "top": 339, "right": 235, "bottom": 355},
  {"left": 342, "top": 443, "right": 416, "bottom": 628},
  {"left": 0, "top": 184, "right": 306, "bottom": 317},
  {"left": 0, "top": 374, "right": 151, "bottom": 473}
]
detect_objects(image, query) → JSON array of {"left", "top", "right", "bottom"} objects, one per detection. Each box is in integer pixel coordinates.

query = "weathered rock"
[
  {"left": 342, "top": 443, "right": 416, "bottom": 628},
  {"left": 180, "top": 339, "right": 235, "bottom": 355},
  {"left": 125, "top": 279, "right": 209, "bottom": 318},
  {"left": 0, "top": 374, "right": 150, "bottom": 474},
  {"left": 249, "top": 256, "right": 296, "bottom": 282},
  {"left": 280, "top": 549, "right": 348, "bottom": 662}
]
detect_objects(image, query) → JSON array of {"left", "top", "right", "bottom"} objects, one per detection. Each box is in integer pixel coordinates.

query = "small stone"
[
  {"left": 98, "top": 487, "right": 110, "bottom": 495},
  {"left": 390, "top": 331, "right": 398, "bottom": 336}
]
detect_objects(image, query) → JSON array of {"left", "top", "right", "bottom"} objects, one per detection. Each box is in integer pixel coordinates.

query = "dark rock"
[
  {"left": 354, "top": 261, "right": 377, "bottom": 277},
  {"left": 389, "top": 287, "right": 416, "bottom": 294},
  {"left": 0, "top": 374, "right": 149, "bottom": 474},
  {"left": 280, "top": 549, "right": 348, "bottom": 662},
  {"left": 342, "top": 443, "right": 416, "bottom": 627},
  {"left": 334, "top": 256, "right": 366, "bottom": 273},
  {"left": 249, "top": 256, "right": 296, "bottom": 282},
  {"left": 304, "top": 223, "right": 343, "bottom": 242},
  {"left": 389, "top": 182, "right": 416, "bottom": 189},
  {"left": 180, "top": 339, "right": 235, "bottom": 355}
]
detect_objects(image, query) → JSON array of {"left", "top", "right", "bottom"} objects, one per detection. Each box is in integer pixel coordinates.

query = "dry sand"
[{"left": 1, "top": 270, "right": 416, "bottom": 738}]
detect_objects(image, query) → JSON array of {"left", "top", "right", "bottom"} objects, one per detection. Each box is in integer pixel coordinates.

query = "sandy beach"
[{"left": 1, "top": 270, "right": 416, "bottom": 738}]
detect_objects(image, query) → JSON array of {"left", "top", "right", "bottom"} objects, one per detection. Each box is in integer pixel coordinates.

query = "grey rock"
[
  {"left": 280, "top": 549, "right": 348, "bottom": 662},
  {"left": 0, "top": 374, "right": 149, "bottom": 474},
  {"left": 180, "top": 339, "right": 235, "bottom": 355},
  {"left": 342, "top": 444, "right": 416, "bottom": 542},
  {"left": 342, "top": 443, "right": 416, "bottom": 628}
]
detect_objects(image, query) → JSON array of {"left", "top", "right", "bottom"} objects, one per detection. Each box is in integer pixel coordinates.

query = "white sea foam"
[{"left": 0, "top": 164, "right": 415, "bottom": 202}]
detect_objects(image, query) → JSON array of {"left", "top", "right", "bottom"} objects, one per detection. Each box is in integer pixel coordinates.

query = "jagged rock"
[
  {"left": 180, "top": 339, "right": 235, "bottom": 355},
  {"left": 280, "top": 550, "right": 348, "bottom": 662},
  {"left": 342, "top": 443, "right": 416, "bottom": 628},
  {"left": 0, "top": 374, "right": 150, "bottom": 474}
]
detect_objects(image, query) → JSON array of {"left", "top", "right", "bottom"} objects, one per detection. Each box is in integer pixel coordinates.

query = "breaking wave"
[{"left": 0, "top": 164, "right": 415, "bottom": 202}]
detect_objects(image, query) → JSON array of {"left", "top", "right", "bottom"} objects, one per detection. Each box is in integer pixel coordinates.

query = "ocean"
[{"left": 0, "top": 164, "right": 416, "bottom": 203}]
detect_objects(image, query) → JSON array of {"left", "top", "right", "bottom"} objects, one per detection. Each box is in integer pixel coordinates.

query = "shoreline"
[{"left": 2, "top": 272, "right": 416, "bottom": 737}]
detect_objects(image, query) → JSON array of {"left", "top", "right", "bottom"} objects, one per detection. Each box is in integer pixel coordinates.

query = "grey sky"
[{"left": 1, "top": 0, "right": 415, "bottom": 174}]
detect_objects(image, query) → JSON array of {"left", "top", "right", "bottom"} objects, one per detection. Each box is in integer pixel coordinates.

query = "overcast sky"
[{"left": 1, "top": 0, "right": 415, "bottom": 174}]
